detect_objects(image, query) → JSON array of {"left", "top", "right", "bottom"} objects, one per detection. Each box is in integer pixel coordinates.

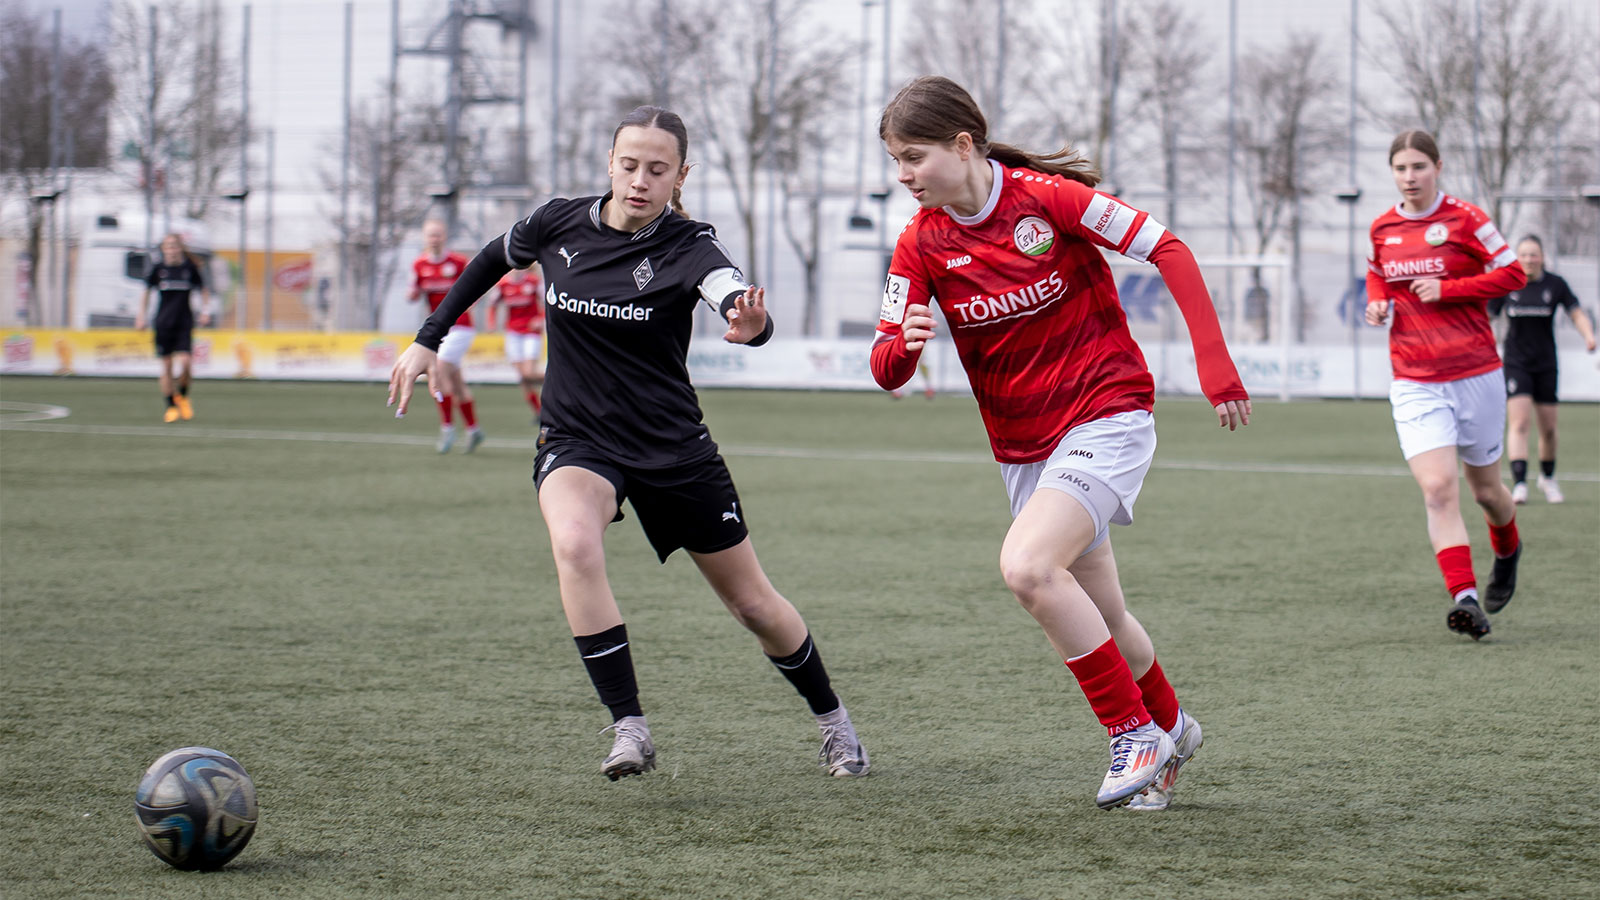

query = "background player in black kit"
[
  {"left": 1489, "top": 235, "right": 1597, "bottom": 504},
  {"left": 135, "top": 233, "right": 212, "bottom": 422},
  {"left": 387, "top": 106, "right": 869, "bottom": 781}
]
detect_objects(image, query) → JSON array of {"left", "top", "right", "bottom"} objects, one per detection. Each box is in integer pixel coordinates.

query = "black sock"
[
  {"left": 1510, "top": 459, "right": 1527, "bottom": 484},
  {"left": 767, "top": 633, "right": 840, "bottom": 716},
  {"left": 164, "top": 395, "right": 176, "bottom": 407},
  {"left": 574, "top": 624, "right": 643, "bottom": 721},
  {"left": 178, "top": 384, "right": 189, "bottom": 397},
  {"left": 1540, "top": 459, "right": 1555, "bottom": 478}
]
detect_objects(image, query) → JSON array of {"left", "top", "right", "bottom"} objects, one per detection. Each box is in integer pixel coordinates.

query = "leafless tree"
[
  {"left": 899, "top": 0, "right": 1107, "bottom": 173},
  {"left": 662, "top": 0, "right": 852, "bottom": 289},
  {"left": 320, "top": 90, "right": 449, "bottom": 329},
  {"left": 1368, "top": 0, "right": 1586, "bottom": 229},
  {"left": 1232, "top": 33, "right": 1342, "bottom": 342},
  {"left": 1120, "top": 0, "right": 1212, "bottom": 227},
  {"left": 0, "top": 5, "right": 114, "bottom": 319},
  {"left": 108, "top": 0, "right": 242, "bottom": 230}
]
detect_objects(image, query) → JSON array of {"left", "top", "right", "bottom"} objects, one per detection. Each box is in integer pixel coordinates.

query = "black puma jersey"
[{"left": 416, "top": 194, "right": 759, "bottom": 468}]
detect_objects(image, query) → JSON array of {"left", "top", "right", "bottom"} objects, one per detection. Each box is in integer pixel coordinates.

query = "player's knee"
[
  {"left": 720, "top": 588, "right": 785, "bottom": 632},
  {"left": 999, "top": 548, "right": 1062, "bottom": 607},
  {"left": 546, "top": 524, "right": 605, "bottom": 576}
]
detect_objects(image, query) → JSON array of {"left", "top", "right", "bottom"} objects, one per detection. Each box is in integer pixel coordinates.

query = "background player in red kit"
[
  {"left": 410, "top": 219, "right": 484, "bottom": 453},
  {"left": 487, "top": 263, "right": 546, "bottom": 421},
  {"left": 871, "top": 76, "right": 1250, "bottom": 811},
  {"left": 1366, "top": 130, "right": 1525, "bottom": 640}
]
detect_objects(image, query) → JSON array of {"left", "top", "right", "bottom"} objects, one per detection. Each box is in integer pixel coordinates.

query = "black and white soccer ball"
[{"left": 133, "top": 746, "right": 258, "bottom": 870}]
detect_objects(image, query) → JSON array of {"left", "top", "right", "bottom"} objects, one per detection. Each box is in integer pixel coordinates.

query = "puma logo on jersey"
[
  {"left": 946, "top": 255, "right": 972, "bottom": 269},
  {"left": 558, "top": 247, "right": 579, "bottom": 267},
  {"left": 721, "top": 502, "right": 741, "bottom": 523},
  {"left": 1385, "top": 236, "right": 1403, "bottom": 245}
]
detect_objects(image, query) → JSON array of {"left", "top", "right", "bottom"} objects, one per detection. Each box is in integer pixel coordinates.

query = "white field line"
[{"left": 3, "top": 417, "right": 1596, "bottom": 482}]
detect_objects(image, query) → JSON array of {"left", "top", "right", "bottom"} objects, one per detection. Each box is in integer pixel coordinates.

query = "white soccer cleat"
[
  {"left": 464, "top": 428, "right": 485, "bottom": 454},
  {"left": 1537, "top": 475, "right": 1563, "bottom": 504},
  {"left": 1096, "top": 723, "right": 1175, "bottom": 809},
  {"left": 436, "top": 427, "right": 458, "bottom": 454},
  {"left": 817, "top": 706, "right": 870, "bottom": 777},
  {"left": 1510, "top": 482, "right": 1528, "bottom": 505},
  {"left": 600, "top": 716, "right": 655, "bottom": 781},
  {"left": 1126, "top": 710, "right": 1204, "bottom": 811}
]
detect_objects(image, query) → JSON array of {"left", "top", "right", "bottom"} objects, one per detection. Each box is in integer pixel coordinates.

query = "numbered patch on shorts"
[{"left": 880, "top": 274, "right": 910, "bottom": 324}]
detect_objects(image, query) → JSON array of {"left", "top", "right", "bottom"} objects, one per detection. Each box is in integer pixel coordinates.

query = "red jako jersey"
[
  {"left": 1366, "top": 193, "right": 1524, "bottom": 382},
  {"left": 413, "top": 252, "right": 473, "bottom": 328},
  {"left": 494, "top": 273, "right": 544, "bottom": 334},
  {"left": 871, "top": 160, "right": 1246, "bottom": 464}
]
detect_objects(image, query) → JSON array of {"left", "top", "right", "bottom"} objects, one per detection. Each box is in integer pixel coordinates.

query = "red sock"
[
  {"left": 1486, "top": 515, "right": 1519, "bottom": 558},
  {"left": 1064, "top": 638, "right": 1151, "bottom": 737},
  {"left": 459, "top": 399, "right": 477, "bottom": 428},
  {"left": 526, "top": 390, "right": 542, "bottom": 413},
  {"left": 1134, "top": 660, "right": 1182, "bottom": 734},
  {"left": 1435, "top": 545, "right": 1476, "bottom": 598},
  {"left": 437, "top": 394, "right": 454, "bottom": 426}
]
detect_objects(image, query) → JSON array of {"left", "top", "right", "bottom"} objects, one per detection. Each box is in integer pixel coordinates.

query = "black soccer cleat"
[
  {"left": 1446, "top": 597, "right": 1491, "bottom": 640},
  {"left": 1483, "top": 542, "right": 1520, "bottom": 614}
]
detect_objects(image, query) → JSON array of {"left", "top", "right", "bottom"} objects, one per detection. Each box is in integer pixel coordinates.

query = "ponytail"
[
  {"left": 986, "top": 142, "right": 1100, "bottom": 188},
  {"left": 882, "top": 76, "right": 1101, "bottom": 188},
  {"left": 671, "top": 185, "right": 687, "bottom": 217}
]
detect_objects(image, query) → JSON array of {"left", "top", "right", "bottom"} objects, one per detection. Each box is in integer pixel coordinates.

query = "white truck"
[{"left": 72, "top": 211, "right": 220, "bottom": 329}]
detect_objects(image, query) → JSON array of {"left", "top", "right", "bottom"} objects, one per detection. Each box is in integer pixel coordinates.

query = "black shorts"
[
  {"left": 153, "top": 321, "right": 193, "bottom": 357},
  {"left": 533, "top": 438, "right": 748, "bottom": 563},
  {"left": 1503, "top": 364, "right": 1558, "bottom": 404}
]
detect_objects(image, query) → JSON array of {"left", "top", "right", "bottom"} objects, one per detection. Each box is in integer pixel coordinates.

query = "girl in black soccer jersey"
[
  {"left": 135, "top": 233, "right": 212, "bottom": 422},
  {"left": 387, "top": 106, "right": 868, "bottom": 781},
  {"left": 1489, "top": 235, "right": 1597, "bottom": 505}
]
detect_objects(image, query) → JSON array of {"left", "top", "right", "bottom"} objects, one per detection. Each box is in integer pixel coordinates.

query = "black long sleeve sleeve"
[{"left": 414, "top": 237, "right": 512, "bottom": 350}]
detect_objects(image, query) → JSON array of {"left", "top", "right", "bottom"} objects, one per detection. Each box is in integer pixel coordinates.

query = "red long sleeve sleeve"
[{"left": 1146, "top": 233, "right": 1249, "bottom": 407}]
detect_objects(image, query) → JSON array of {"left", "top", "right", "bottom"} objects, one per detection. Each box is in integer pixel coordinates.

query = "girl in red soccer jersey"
[
  {"left": 871, "top": 76, "right": 1250, "bottom": 811},
  {"left": 409, "top": 219, "right": 484, "bottom": 453},
  {"left": 486, "top": 263, "right": 546, "bottom": 421},
  {"left": 1366, "top": 130, "right": 1525, "bottom": 639}
]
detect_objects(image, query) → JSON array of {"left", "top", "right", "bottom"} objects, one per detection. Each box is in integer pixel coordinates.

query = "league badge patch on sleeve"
[{"left": 880, "top": 274, "right": 910, "bottom": 324}]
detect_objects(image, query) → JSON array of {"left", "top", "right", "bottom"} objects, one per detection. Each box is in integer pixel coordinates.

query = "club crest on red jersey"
[
  {"left": 1013, "top": 216, "right": 1055, "bottom": 256},
  {"left": 1424, "top": 223, "right": 1448, "bottom": 246}
]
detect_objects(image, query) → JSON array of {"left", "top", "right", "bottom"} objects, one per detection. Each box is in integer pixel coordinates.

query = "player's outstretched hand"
[
  {"left": 723, "top": 285, "right": 768, "bottom": 344},
  {"left": 387, "top": 342, "right": 438, "bottom": 417},
  {"left": 1215, "top": 398, "right": 1251, "bottom": 431},
  {"left": 1364, "top": 300, "right": 1392, "bottom": 327},
  {"left": 902, "top": 304, "right": 937, "bottom": 351}
]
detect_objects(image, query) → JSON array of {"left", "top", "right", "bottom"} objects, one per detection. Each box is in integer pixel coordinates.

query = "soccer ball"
[{"left": 133, "top": 746, "right": 258, "bottom": 870}]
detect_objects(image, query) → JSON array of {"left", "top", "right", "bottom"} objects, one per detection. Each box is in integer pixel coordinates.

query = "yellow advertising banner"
[{"left": 1, "top": 329, "right": 519, "bottom": 382}]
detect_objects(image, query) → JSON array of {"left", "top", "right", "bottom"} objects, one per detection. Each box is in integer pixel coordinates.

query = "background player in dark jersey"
[
  {"left": 135, "top": 233, "right": 211, "bottom": 422},
  {"left": 1366, "top": 130, "right": 1524, "bottom": 638},
  {"left": 872, "top": 76, "right": 1250, "bottom": 811},
  {"left": 1488, "top": 235, "right": 1596, "bottom": 504},
  {"left": 388, "top": 106, "right": 868, "bottom": 781}
]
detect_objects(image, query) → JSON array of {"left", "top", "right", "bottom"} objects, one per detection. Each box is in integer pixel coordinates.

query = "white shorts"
[
  {"left": 503, "top": 331, "right": 543, "bottom": 364},
  {"left": 437, "top": 326, "right": 475, "bottom": 366},
  {"left": 1000, "top": 410, "right": 1157, "bottom": 554},
  {"left": 1390, "top": 369, "right": 1505, "bottom": 466}
]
